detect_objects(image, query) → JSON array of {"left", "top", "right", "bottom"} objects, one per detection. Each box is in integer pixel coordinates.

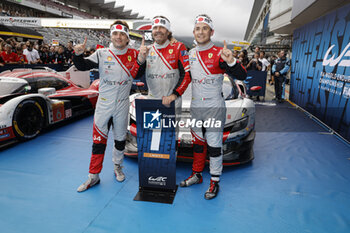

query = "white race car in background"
[
  {"left": 126, "top": 75, "right": 255, "bottom": 166},
  {"left": 0, "top": 69, "right": 99, "bottom": 147}
]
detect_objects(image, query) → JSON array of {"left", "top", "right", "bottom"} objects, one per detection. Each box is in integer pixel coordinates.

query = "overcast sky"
[{"left": 106, "top": 0, "right": 255, "bottom": 43}]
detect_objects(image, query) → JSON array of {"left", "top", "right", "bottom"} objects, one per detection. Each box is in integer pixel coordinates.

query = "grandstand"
[
  {"left": 35, "top": 27, "right": 110, "bottom": 48},
  {"left": 1, "top": 0, "right": 144, "bottom": 19},
  {"left": 0, "top": 0, "right": 147, "bottom": 48}
]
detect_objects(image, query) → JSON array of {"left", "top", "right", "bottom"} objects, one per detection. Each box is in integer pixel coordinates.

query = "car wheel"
[{"left": 12, "top": 99, "right": 44, "bottom": 140}]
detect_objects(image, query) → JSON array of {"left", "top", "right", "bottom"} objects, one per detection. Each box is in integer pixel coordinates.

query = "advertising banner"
[
  {"left": 291, "top": 4, "right": 350, "bottom": 140},
  {"left": 0, "top": 16, "right": 151, "bottom": 30},
  {"left": 0, "top": 16, "right": 41, "bottom": 27},
  {"left": 135, "top": 99, "right": 177, "bottom": 198}
]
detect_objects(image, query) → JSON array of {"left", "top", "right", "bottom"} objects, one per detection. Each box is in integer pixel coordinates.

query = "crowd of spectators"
[
  {"left": 232, "top": 46, "right": 289, "bottom": 101},
  {"left": 1, "top": 0, "right": 110, "bottom": 19},
  {"left": 33, "top": 0, "right": 94, "bottom": 19},
  {"left": 0, "top": 37, "right": 98, "bottom": 66},
  {"left": 0, "top": 3, "right": 45, "bottom": 17},
  {"left": 234, "top": 46, "right": 282, "bottom": 83}
]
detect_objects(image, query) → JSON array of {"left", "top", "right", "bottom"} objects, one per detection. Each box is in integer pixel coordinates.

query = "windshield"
[{"left": 0, "top": 77, "right": 29, "bottom": 95}]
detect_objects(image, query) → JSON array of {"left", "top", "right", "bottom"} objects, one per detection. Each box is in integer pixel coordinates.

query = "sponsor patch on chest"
[
  {"left": 104, "top": 61, "right": 115, "bottom": 66},
  {"left": 189, "top": 54, "right": 197, "bottom": 61}
]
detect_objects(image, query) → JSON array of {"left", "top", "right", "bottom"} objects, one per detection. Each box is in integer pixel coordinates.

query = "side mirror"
[{"left": 38, "top": 87, "right": 56, "bottom": 96}]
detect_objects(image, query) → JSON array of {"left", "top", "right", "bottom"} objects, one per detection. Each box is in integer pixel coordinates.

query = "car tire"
[{"left": 12, "top": 99, "right": 44, "bottom": 140}]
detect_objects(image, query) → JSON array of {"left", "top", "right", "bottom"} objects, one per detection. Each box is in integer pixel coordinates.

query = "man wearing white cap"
[
  {"left": 137, "top": 15, "right": 191, "bottom": 108},
  {"left": 179, "top": 14, "right": 247, "bottom": 199},
  {"left": 74, "top": 20, "right": 142, "bottom": 192}
]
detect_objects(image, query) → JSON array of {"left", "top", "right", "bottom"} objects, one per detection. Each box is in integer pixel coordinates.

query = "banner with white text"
[{"left": 290, "top": 3, "right": 350, "bottom": 141}]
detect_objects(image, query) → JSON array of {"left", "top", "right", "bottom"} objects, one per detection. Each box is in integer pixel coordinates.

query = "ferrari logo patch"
[
  {"left": 128, "top": 56, "right": 132, "bottom": 62},
  {"left": 169, "top": 49, "right": 173, "bottom": 54},
  {"left": 208, "top": 53, "right": 213, "bottom": 58},
  {"left": 107, "top": 56, "right": 112, "bottom": 61},
  {"left": 151, "top": 51, "right": 155, "bottom": 56}
]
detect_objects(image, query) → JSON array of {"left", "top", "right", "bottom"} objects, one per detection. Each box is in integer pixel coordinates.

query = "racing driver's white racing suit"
[
  {"left": 74, "top": 44, "right": 140, "bottom": 174},
  {"left": 137, "top": 40, "right": 191, "bottom": 110},
  {"left": 189, "top": 41, "right": 247, "bottom": 177}
]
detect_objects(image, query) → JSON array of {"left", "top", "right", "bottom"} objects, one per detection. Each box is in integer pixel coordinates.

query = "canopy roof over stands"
[
  {"left": 59, "top": 0, "right": 144, "bottom": 19},
  {"left": 0, "top": 24, "right": 43, "bottom": 40}
]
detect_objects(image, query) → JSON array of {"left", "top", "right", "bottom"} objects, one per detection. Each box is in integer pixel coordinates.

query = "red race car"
[{"left": 0, "top": 68, "right": 99, "bottom": 146}]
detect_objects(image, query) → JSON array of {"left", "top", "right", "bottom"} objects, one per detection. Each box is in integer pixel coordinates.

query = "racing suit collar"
[
  {"left": 195, "top": 41, "right": 214, "bottom": 51},
  {"left": 154, "top": 40, "right": 170, "bottom": 49},
  {"left": 109, "top": 43, "right": 128, "bottom": 55}
]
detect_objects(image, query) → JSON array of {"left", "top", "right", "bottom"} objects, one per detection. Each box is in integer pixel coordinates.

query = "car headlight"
[{"left": 225, "top": 116, "right": 249, "bottom": 133}]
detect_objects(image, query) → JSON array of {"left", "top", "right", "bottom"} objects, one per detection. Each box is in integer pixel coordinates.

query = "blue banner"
[
  {"left": 291, "top": 3, "right": 350, "bottom": 140},
  {"left": 135, "top": 99, "right": 176, "bottom": 190},
  {"left": 243, "top": 70, "right": 267, "bottom": 97}
]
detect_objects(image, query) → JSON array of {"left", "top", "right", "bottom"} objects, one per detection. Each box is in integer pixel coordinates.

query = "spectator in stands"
[
  {"left": 53, "top": 46, "right": 66, "bottom": 64},
  {"left": 1, "top": 44, "right": 18, "bottom": 64},
  {"left": 64, "top": 41, "right": 74, "bottom": 65},
  {"left": 34, "top": 43, "right": 40, "bottom": 51},
  {"left": 15, "top": 46, "right": 28, "bottom": 64},
  {"left": 6, "top": 38, "right": 17, "bottom": 52},
  {"left": 20, "top": 42, "right": 26, "bottom": 50},
  {"left": 23, "top": 41, "right": 40, "bottom": 64},
  {"left": 49, "top": 46, "right": 56, "bottom": 63},
  {"left": 0, "top": 41, "right": 6, "bottom": 52},
  {"left": 269, "top": 55, "right": 277, "bottom": 85},
  {"left": 239, "top": 49, "right": 249, "bottom": 67},
  {"left": 39, "top": 45, "right": 50, "bottom": 64},
  {"left": 0, "top": 6, "right": 9, "bottom": 16},
  {"left": 259, "top": 51, "right": 270, "bottom": 72},
  {"left": 233, "top": 50, "right": 239, "bottom": 59},
  {"left": 246, "top": 52, "right": 262, "bottom": 71},
  {"left": 254, "top": 46, "right": 261, "bottom": 54}
]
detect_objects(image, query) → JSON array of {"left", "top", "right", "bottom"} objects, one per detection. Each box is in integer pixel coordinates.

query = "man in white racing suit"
[
  {"left": 137, "top": 16, "right": 191, "bottom": 109},
  {"left": 75, "top": 20, "right": 141, "bottom": 192},
  {"left": 179, "top": 15, "right": 247, "bottom": 200}
]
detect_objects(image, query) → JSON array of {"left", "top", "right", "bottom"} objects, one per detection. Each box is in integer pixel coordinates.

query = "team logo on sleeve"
[
  {"left": 169, "top": 49, "right": 173, "bottom": 54},
  {"left": 107, "top": 56, "right": 112, "bottom": 61},
  {"left": 128, "top": 55, "right": 132, "bottom": 61},
  {"left": 208, "top": 53, "right": 213, "bottom": 58}
]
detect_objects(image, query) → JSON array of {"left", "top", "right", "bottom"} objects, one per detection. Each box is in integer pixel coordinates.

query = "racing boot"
[
  {"left": 204, "top": 179, "right": 219, "bottom": 200},
  {"left": 114, "top": 164, "right": 125, "bottom": 182},
  {"left": 77, "top": 173, "right": 100, "bottom": 192},
  {"left": 180, "top": 172, "right": 203, "bottom": 187}
]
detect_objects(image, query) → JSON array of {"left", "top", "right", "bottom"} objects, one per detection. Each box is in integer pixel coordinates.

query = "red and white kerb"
[
  {"left": 195, "top": 16, "right": 214, "bottom": 29},
  {"left": 152, "top": 17, "right": 171, "bottom": 31},
  {"left": 110, "top": 24, "right": 129, "bottom": 38}
]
